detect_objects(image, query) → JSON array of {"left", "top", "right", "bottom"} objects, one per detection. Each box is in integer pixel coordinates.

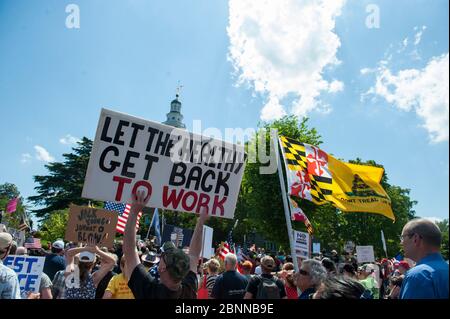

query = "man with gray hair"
[
  {"left": 211, "top": 253, "right": 249, "bottom": 299},
  {"left": 295, "top": 259, "right": 327, "bottom": 299},
  {"left": 399, "top": 218, "right": 449, "bottom": 299}
]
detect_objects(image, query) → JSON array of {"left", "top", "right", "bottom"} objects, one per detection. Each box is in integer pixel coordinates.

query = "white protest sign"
[
  {"left": 344, "top": 241, "right": 355, "bottom": 253},
  {"left": 356, "top": 245, "right": 375, "bottom": 263},
  {"left": 3, "top": 255, "right": 45, "bottom": 293},
  {"left": 312, "top": 242, "right": 321, "bottom": 254},
  {"left": 82, "top": 109, "right": 246, "bottom": 219},
  {"left": 293, "top": 230, "right": 310, "bottom": 259},
  {"left": 201, "top": 225, "right": 214, "bottom": 259}
]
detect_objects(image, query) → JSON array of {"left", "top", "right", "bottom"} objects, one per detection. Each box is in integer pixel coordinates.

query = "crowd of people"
[{"left": 0, "top": 194, "right": 448, "bottom": 299}]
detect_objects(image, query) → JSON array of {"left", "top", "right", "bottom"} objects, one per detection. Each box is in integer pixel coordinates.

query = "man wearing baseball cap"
[
  {"left": 43, "top": 239, "right": 66, "bottom": 281},
  {"left": 124, "top": 191, "right": 209, "bottom": 299},
  {"left": 0, "top": 232, "right": 21, "bottom": 299},
  {"left": 244, "top": 255, "right": 287, "bottom": 299}
]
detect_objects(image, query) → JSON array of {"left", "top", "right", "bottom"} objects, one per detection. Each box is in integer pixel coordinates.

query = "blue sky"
[{"left": 0, "top": 0, "right": 448, "bottom": 223}]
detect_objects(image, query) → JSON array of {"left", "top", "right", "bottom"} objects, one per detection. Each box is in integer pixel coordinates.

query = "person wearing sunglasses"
[
  {"left": 295, "top": 259, "right": 327, "bottom": 299},
  {"left": 399, "top": 218, "right": 448, "bottom": 299}
]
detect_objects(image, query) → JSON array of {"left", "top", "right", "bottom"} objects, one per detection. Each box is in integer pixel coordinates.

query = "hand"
[
  {"left": 131, "top": 190, "right": 150, "bottom": 214},
  {"left": 85, "top": 237, "right": 98, "bottom": 253},
  {"left": 199, "top": 206, "right": 210, "bottom": 223},
  {"left": 27, "top": 291, "right": 40, "bottom": 299}
]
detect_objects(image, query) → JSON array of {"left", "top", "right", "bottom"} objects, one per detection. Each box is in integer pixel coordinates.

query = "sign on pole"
[
  {"left": 312, "top": 242, "right": 321, "bottom": 255},
  {"left": 293, "top": 230, "right": 310, "bottom": 260},
  {"left": 82, "top": 108, "right": 246, "bottom": 219},
  {"left": 65, "top": 205, "right": 118, "bottom": 248},
  {"left": 3, "top": 255, "right": 45, "bottom": 293},
  {"left": 356, "top": 245, "right": 375, "bottom": 263},
  {"left": 202, "top": 225, "right": 214, "bottom": 259}
]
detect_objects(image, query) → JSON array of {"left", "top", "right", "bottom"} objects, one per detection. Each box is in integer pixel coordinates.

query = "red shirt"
[{"left": 285, "top": 285, "right": 299, "bottom": 299}]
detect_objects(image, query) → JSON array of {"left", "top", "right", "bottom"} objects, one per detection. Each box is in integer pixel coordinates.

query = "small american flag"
[
  {"left": 218, "top": 242, "right": 231, "bottom": 260},
  {"left": 104, "top": 202, "right": 142, "bottom": 234},
  {"left": 24, "top": 238, "right": 41, "bottom": 249},
  {"left": 18, "top": 216, "right": 29, "bottom": 232}
]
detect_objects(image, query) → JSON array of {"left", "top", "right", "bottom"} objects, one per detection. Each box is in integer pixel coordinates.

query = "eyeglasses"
[
  {"left": 299, "top": 269, "right": 309, "bottom": 276},
  {"left": 400, "top": 233, "right": 415, "bottom": 242}
]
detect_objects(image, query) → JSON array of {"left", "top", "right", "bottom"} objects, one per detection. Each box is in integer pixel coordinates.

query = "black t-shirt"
[
  {"left": 95, "top": 270, "right": 115, "bottom": 299},
  {"left": 211, "top": 270, "right": 249, "bottom": 299},
  {"left": 128, "top": 264, "right": 197, "bottom": 299},
  {"left": 246, "top": 274, "right": 286, "bottom": 299}
]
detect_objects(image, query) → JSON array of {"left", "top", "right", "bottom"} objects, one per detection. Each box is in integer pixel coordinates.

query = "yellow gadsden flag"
[{"left": 279, "top": 135, "right": 395, "bottom": 221}]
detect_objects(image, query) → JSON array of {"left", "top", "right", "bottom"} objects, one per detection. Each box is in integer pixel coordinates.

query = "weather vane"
[{"left": 176, "top": 81, "right": 183, "bottom": 98}]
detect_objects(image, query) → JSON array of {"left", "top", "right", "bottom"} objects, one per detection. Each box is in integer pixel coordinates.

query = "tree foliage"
[
  {"left": 0, "top": 182, "right": 28, "bottom": 229},
  {"left": 28, "top": 137, "right": 102, "bottom": 219},
  {"left": 237, "top": 115, "right": 417, "bottom": 258},
  {"left": 436, "top": 219, "right": 449, "bottom": 260},
  {"left": 39, "top": 209, "right": 69, "bottom": 243}
]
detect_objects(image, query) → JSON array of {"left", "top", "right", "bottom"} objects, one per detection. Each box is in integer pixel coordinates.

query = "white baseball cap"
[
  {"left": 52, "top": 240, "right": 65, "bottom": 250},
  {"left": 79, "top": 251, "right": 95, "bottom": 263}
]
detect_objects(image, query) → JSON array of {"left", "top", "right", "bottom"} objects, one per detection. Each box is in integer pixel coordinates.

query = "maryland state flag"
[
  {"left": 289, "top": 198, "right": 314, "bottom": 235},
  {"left": 279, "top": 135, "right": 395, "bottom": 221}
]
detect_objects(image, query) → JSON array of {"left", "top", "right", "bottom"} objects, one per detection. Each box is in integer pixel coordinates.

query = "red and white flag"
[
  {"left": 104, "top": 202, "right": 142, "bottom": 234},
  {"left": 219, "top": 242, "right": 230, "bottom": 260}
]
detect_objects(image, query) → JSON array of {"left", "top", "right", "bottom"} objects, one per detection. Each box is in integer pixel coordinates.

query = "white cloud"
[
  {"left": 20, "top": 153, "right": 32, "bottom": 164},
  {"left": 360, "top": 67, "right": 375, "bottom": 75},
  {"left": 367, "top": 53, "right": 449, "bottom": 143},
  {"left": 227, "top": 0, "right": 346, "bottom": 120},
  {"left": 414, "top": 25, "right": 426, "bottom": 46},
  {"left": 328, "top": 80, "right": 344, "bottom": 93},
  {"left": 59, "top": 134, "right": 80, "bottom": 145},
  {"left": 34, "top": 145, "right": 55, "bottom": 162}
]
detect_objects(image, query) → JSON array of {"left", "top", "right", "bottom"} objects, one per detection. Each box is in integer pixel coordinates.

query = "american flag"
[
  {"left": 218, "top": 242, "right": 231, "bottom": 260},
  {"left": 24, "top": 237, "right": 41, "bottom": 249},
  {"left": 18, "top": 216, "right": 29, "bottom": 232},
  {"left": 104, "top": 202, "right": 142, "bottom": 234}
]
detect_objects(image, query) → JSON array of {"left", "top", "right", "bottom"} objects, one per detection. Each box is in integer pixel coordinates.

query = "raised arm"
[
  {"left": 188, "top": 207, "right": 210, "bottom": 273},
  {"left": 91, "top": 241, "right": 116, "bottom": 287},
  {"left": 123, "top": 190, "right": 149, "bottom": 281}
]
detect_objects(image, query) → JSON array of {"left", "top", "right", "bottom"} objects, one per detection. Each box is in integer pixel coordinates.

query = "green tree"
[
  {"left": 237, "top": 115, "right": 323, "bottom": 247},
  {"left": 436, "top": 219, "right": 449, "bottom": 260},
  {"left": 0, "top": 182, "right": 28, "bottom": 229},
  {"left": 238, "top": 116, "right": 417, "bottom": 258},
  {"left": 28, "top": 137, "right": 101, "bottom": 219},
  {"left": 39, "top": 209, "right": 69, "bottom": 243}
]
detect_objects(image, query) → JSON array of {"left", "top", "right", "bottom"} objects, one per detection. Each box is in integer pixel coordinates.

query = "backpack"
[{"left": 255, "top": 276, "right": 281, "bottom": 299}]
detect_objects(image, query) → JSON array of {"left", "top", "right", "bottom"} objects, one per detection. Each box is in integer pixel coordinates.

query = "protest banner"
[
  {"left": 356, "top": 245, "right": 375, "bottom": 263},
  {"left": 293, "top": 230, "right": 310, "bottom": 259},
  {"left": 7, "top": 227, "right": 25, "bottom": 246},
  {"left": 344, "top": 241, "right": 355, "bottom": 253},
  {"left": 82, "top": 108, "right": 246, "bottom": 219},
  {"left": 3, "top": 255, "right": 45, "bottom": 293},
  {"left": 201, "top": 225, "right": 214, "bottom": 259},
  {"left": 161, "top": 224, "right": 194, "bottom": 248},
  {"left": 65, "top": 205, "right": 118, "bottom": 248}
]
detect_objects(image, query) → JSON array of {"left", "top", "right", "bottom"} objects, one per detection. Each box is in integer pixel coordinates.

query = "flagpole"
[{"left": 272, "top": 130, "right": 299, "bottom": 272}]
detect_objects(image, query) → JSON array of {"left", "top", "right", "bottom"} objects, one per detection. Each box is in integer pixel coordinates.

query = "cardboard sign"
[
  {"left": 356, "top": 245, "right": 375, "bottom": 263},
  {"left": 3, "top": 255, "right": 45, "bottom": 293},
  {"left": 82, "top": 109, "right": 246, "bottom": 219},
  {"left": 65, "top": 205, "right": 118, "bottom": 248},
  {"left": 201, "top": 225, "right": 214, "bottom": 259},
  {"left": 294, "top": 230, "right": 310, "bottom": 259}
]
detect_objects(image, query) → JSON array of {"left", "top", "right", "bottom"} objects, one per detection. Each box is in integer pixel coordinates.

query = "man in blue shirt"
[
  {"left": 43, "top": 240, "right": 66, "bottom": 281},
  {"left": 399, "top": 218, "right": 449, "bottom": 299}
]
